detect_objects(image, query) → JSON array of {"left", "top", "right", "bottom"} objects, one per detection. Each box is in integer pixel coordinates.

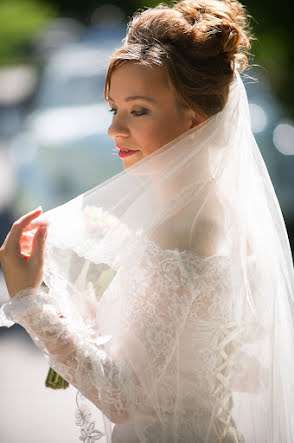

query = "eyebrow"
[{"left": 107, "top": 95, "right": 158, "bottom": 104}]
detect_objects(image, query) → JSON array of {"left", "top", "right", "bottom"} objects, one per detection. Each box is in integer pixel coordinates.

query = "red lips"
[{"left": 116, "top": 146, "right": 138, "bottom": 152}]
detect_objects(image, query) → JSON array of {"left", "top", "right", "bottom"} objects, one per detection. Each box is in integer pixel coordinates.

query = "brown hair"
[{"left": 104, "top": 0, "right": 252, "bottom": 118}]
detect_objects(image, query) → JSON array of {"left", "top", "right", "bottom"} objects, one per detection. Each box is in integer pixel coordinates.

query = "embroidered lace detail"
[
  {"left": 0, "top": 287, "right": 41, "bottom": 327},
  {"left": 0, "top": 237, "right": 246, "bottom": 442},
  {"left": 75, "top": 391, "right": 105, "bottom": 442}
]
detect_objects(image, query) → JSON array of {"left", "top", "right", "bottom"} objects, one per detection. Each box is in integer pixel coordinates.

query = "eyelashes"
[
  {"left": 132, "top": 109, "right": 149, "bottom": 117},
  {"left": 108, "top": 108, "right": 149, "bottom": 117}
]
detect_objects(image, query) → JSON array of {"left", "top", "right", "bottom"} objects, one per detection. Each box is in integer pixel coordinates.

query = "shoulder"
[
  {"left": 189, "top": 217, "right": 224, "bottom": 258},
  {"left": 189, "top": 192, "right": 227, "bottom": 258}
]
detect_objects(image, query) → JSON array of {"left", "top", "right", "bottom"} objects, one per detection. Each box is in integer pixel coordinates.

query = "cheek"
[
  {"left": 145, "top": 115, "right": 188, "bottom": 150},
  {"left": 132, "top": 111, "right": 190, "bottom": 156},
  {"left": 132, "top": 120, "right": 165, "bottom": 155},
  {"left": 145, "top": 126, "right": 168, "bottom": 153}
]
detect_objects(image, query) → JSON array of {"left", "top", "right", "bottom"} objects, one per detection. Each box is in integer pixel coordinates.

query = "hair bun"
[
  {"left": 106, "top": 0, "right": 253, "bottom": 119},
  {"left": 173, "top": 0, "right": 251, "bottom": 69}
]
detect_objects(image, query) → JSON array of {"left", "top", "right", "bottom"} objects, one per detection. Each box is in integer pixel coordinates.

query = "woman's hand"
[{"left": 0, "top": 207, "right": 48, "bottom": 298}]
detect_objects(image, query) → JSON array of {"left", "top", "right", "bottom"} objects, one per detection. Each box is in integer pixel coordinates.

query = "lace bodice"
[{"left": 0, "top": 239, "right": 246, "bottom": 442}]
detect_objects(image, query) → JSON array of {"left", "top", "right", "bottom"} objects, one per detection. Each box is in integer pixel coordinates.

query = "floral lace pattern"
[
  {"left": 75, "top": 391, "right": 104, "bottom": 442},
  {"left": 0, "top": 238, "right": 247, "bottom": 442}
]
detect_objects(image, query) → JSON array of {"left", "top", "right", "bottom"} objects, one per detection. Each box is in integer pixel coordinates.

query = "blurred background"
[{"left": 0, "top": 0, "right": 293, "bottom": 441}]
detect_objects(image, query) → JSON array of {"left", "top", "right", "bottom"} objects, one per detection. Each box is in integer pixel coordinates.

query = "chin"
[{"left": 122, "top": 152, "right": 142, "bottom": 169}]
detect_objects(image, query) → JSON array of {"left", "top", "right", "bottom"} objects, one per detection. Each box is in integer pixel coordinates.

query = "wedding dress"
[{"left": 1, "top": 71, "right": 294, "bottom": 443}]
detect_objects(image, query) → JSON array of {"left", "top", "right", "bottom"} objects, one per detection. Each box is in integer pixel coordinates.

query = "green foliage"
[
  {"left": 0, "top": 0, "right": 293, "bottom": 116},
  {"left": 244, "top": 0, "right": 294, "bottom": 116},
  {"left": 131, "top": 0, "right": 173, "bottom": 8},
  {"left": 0, "top": 0, "right": 56, "bottom": 65}
]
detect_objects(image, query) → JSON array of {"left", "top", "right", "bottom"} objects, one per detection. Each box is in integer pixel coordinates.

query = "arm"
[
  {"left": 1, "top": 287, "right": 131, "bottom": 423},
  {"left": 1, "top": 243, "right": 207, "bottom": 424},
  {"left": 0, "top": 209, "right": 235, "bottom": 424},
  {"left": 0, "top": 200, "right": 129, "bottom": 423}
]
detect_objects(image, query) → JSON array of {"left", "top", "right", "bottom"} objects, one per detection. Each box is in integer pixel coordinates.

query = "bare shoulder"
[{"left": 189, "top": 192, "right": 228, "bottom": 258}]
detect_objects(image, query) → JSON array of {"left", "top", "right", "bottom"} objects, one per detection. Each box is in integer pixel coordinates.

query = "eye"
[{"left": 131, "top": 108, "right": 149, "bottom": 117}]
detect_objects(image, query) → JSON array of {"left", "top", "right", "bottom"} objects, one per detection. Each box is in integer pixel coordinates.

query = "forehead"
[{"left": 108, "top": 62, "right": 171, "bottom": 101}]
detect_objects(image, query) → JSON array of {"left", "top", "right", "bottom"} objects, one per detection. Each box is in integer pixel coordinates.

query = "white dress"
[
  {"left": 2, "top": 71, "right": 293, "bottom": 442},
  {"left": 1, "top": 240, "right": 246, "bottom": 442}
]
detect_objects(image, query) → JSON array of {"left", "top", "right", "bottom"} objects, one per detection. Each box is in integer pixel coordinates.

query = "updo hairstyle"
[{"left": 104, "top": 0, "right": 252, "bottom": 118}]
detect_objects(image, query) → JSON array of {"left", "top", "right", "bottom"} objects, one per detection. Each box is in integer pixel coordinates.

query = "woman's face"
[{"left": 107, "top": 62, "right": 203, "bottom": 169}]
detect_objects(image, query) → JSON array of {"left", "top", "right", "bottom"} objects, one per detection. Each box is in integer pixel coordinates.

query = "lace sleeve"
[
  {"left": 0, "top": 287, "right": 134, "bottom": 424},
  {"left": 0, "top": 241, "right": 231, "bottom": 424}
]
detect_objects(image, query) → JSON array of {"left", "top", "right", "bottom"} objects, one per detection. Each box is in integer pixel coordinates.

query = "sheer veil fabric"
[{"left": 1, "top": 71, "right": 294, "bottom": 442}]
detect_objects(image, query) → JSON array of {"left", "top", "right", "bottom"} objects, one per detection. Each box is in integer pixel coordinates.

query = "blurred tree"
[
  {"left": 47, "top": 0, "right": 294, "bottom": 117},
  {"left": 246, "top": 0, "right": 294, "bottom": 118},
  {"left": 0, "top": 0, "right": 56, "bottom": 65},
  {"left": 0, "top": 0, "right": 293, "bottom": 117}
]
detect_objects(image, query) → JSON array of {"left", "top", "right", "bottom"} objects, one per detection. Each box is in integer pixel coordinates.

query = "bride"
[{"left": 1, "top": 1, "right": 294, "bottom": 442}]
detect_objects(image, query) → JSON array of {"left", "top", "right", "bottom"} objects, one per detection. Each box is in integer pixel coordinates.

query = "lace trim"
[
  {"left": 75, "top": 391, "right": 105, "bottom": 442},
  {"left": 0, "top": 287, "right": 54, "bottom": 328}
]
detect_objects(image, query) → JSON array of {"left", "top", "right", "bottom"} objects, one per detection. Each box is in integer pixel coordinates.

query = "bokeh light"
[
  {"left": 273, "top": 122, "right": 294, "bottom": 155},
  {"left": 249, "top": 103, "right": 268, "bottom": 134}
]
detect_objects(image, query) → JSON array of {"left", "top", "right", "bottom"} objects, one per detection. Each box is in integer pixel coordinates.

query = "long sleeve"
[
  {"left": 0, "top": 242, "right": 233, "bottom": 425},
  {"left": 0, "top": 287, "right": 137, "bottom": 423}
]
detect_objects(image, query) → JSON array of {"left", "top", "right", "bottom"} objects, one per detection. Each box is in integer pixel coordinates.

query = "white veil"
[{"left": 1, "top": 71, "right": 294, "bottom": 442}]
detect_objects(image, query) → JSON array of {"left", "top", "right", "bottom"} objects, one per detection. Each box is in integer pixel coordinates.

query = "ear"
[{"left": 189, "top": 109, "right": 205, "bottom": 128}]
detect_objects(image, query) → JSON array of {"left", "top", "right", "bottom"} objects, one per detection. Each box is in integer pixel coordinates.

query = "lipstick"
[{"left": 117, "top": 147, "right": 140, "bottom": 158}]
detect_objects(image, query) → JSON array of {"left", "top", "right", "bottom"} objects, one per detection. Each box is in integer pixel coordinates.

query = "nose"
[{"left": 108, "top": 115, "right": 130, "bottom": 140}]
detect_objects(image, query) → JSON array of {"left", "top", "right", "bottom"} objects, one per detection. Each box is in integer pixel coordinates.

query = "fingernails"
[{"left": 34, "top": 206, "right": 42, "bottom": 212}]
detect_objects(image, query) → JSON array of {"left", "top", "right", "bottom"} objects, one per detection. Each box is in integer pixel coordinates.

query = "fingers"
[
  {"left": 4, "top": 207, "right": 43, "bottom": 254},
  {"left": 30, "top": 225, "right": 48, "bottom": 263},
  {"left": 23, "top": 217, "right": 49, "bottom": 233},
  {"left": 16, "top": 206, "right": 43, "bottom": 226},
  {"left": 20, "top": 232, "right": 34, "bottom": 256}
]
